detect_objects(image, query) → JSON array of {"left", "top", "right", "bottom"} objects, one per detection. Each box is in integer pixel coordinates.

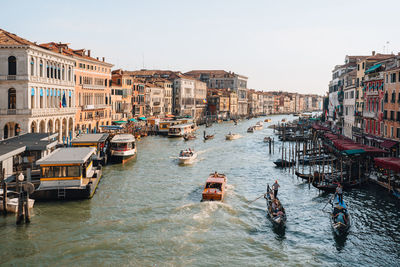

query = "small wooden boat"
[
  {"left": 281, "top": 118, "right": 286, "bottom": 122},
  {"left": 233, "top": 120, "right": 238, "bottom": 125},
  {"left": 273, "top": 159, "right": 295, "bottom": 167},
  {"left": 247, "top": 126, "right": 255, "bottom": 133},
  {"left": 201, "top": 172, "right": 227, "bottom": 201},
  {"left": 225, "top": 133, "right": 240, "bottom": 140},
  {"left": 183, "top": 133, "right": 196, "bottom": 141},
  {"left": 264, "top": 185, "right": 286, "bottom": 227},
  {"left": 0, "top": 196, "right": 35, "bottom": 213},
  {"left": 264, "top": 118, "right": 272, "bottom": 122},
  {"left": 295, "top": 171, "right": 313, "bottom": 181},
  {"left": 203, "top": 131, "right": 214, "bottom": 140},
  {"left": 330, "top": 196, "right": 350, "bottom": 236},
  {"left": 263, "top": 137, "right": 271, "bottom": 143}
]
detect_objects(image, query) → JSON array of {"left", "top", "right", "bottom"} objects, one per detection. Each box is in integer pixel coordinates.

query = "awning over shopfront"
[
  {"left": 129, "top": 118, "right": 137, "bottom": 122},
  {"left": 100, "top": 125, "right": 124, "bottom": 130},
  {"left": 343, "top": 149, "right": 365, "bottom": 155},
  {"left": 113, "top": 120, "right": 127, "bottom": 124},
  {"left": 375, "top": 157, "right": 400, "bottom": 172},
  {"left": 380, "top": 140, "right": 398, "bottom": 149},
  {"left": 138, "top": 117, "right": 146, "bottom": 121},
  {"left": 365, "top": 63, "right": 382, "bottom": 74}
]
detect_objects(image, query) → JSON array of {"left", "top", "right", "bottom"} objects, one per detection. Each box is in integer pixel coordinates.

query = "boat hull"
[
  {"left": 31, "top": 170, "right": 102, "bottom": 201},
  {"left": 178, "top": 153, "right": 197, "bottom": 164},
  {"left": 110, "top": 150, "right": 137, "bottom": 164}
]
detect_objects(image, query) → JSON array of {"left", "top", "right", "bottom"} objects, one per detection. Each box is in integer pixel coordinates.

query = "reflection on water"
[{"left": 0, "top": 114, "right": 399, "bottom": 266}]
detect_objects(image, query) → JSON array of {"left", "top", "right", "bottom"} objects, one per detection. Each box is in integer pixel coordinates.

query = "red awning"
[
  {"left": 380, "top": 140, "right": 398, "bottom": 149},
  {"left": 375, "top": 157, "right": 400, "bottom": 172}
]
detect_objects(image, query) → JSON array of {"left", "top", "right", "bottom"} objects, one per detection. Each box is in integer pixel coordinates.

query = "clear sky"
[{"left": 2, "top": 0, "right": 400, "bottom": 95}]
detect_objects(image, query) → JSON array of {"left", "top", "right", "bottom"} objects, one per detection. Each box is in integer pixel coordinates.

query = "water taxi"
[
  {"left": 264, "top": 118, "right": 272, "bottom": 122},
  {"left": 178, "top": 149, "right": 197, "bottom": 164},
  {"left": 32, "top": 147, "right": 102, "bottom": 200},
  {"left": 201, "top": 172, "right": 227, "bottom": 201},
  {"left": 168, "top": 123, "right": 195, "bottom": 137},
  {"left": 110, "top": 134, "right": 137, "bottom": 164},
  {"left": 254, "top": 121, "right": 263, "bottom": 130},
  {"left": 225, "top": 133, "right": 240, "bottom": 140}
]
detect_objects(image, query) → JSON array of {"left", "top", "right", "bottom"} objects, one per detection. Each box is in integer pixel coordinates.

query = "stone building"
[
  {"left": 41, "top": 43, "right": 113, "bottom": 133},
  {"left": 342, "top": 69, "right": 356, "bottom": 138},
  {"left": 185, "top": 70, "right": 248, "bottom": 116},
  {"left": 111, "top": 69, "right": 133, "bottom": 121},
  {"left": 0, "top": 29, "right": 75, "bottom": 141}
]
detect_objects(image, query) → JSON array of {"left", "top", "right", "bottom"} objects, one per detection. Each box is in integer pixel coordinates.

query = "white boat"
[
  {"left": 168, "top": 123, "right": 195, "bottom": 137},
  {"left": 110, "top": 134, "right": 137, "bottom": 163},
  {"left": 225, "top": 133, "right": 240, "bottom": 140},
  {"left": 254, "top": 121, "right": 263, "bottom": 130},
  {"left": 0, "top": 197, "right": 35, "bottom": 213},
  {"left": 178, "top": 149, "right": 197, "bottom": 164}
]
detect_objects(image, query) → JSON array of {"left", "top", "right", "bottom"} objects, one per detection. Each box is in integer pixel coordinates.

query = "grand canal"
[{"left": 1, "top": 115, "right": 400, "bottom": 266}]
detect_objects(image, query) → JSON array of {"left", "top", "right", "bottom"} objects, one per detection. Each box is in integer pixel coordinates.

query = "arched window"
[
  {"left": 68, "top": 67, "right": 71, "bottom": 81},
  {"left": 62, "top": 65, "right": 65, "bottom": 80},
  {"left": 8, "top": 56, "right": 16, "bottom": 75},
  {"left": 40, "top": 60, "right": 43, "bottom": 77},
  {"left": 57, "top": 64, "right": 61, "bottom": 79},
  {"left": 8, "top": 88, "right": 16, "bottom": 109},
  {"left": 3, "top": 124, "right": 8, "bottom": 139},
  {"left": 51, "top": 63, "right": 54, "bottom": 79},
  {"left": 30, "top": 57, "right": 35, "bottom": 76}
]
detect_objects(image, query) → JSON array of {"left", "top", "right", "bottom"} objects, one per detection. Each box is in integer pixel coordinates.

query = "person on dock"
[
  {"left": 272, "top": 180, "right": 280, "bottom": 199},
  {"left": 336, "top": 184, "right": 343, "bottom": 204}
]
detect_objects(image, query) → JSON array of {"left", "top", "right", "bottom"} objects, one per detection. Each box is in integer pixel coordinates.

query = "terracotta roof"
[
  {"left": 0, "top": 28, "right": 38, "bottom": 46},
  {"left": 40, "top": 42, "right": 112, "bottom": 65},
  {"left": 185, "top": 70, "right": 247, "bottom": 79}
]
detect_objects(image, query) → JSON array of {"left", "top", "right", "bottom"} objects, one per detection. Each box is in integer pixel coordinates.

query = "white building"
[
  {"left": 173, "top": 74, "right": 196, "bottom": 117},
  {"left": 145, "top": 83, "right": 165, "bottom": 117},
  {"left": 0, "top": 29, "right": 76, "bottom": 141},
  {"left": 343, "top": 70, "right": 356, "bottom": 138}
]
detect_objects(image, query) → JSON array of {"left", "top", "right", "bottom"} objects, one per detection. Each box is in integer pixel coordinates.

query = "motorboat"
[
  {"left": 225, "top": 133, "right": 240, "bottom": 140},
  {"left": 254, "top": 121, "right": 263, "bottom": 130},
  {"left": 264, "top": 118, "right": 272, "bottom": 122},
  {"left": 178, "top": 149, "right": 197, "bottom": 164},
  {"left": 201, "top": 172, "right": 227, "bottom": 201},
  {"left": 247, "top": 126, "right": 255, "bottom": 133},
  {"left": 183, "top": 133, "right": 196, "bottom": 141}
]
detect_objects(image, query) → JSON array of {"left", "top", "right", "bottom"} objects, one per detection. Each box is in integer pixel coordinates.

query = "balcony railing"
[
  {"left": 363, "top": 110, "right": 377, "bottom": 119},
  {"left": 7, "top": 109, "right": 16, "bottom": 115},
  {"left": 82, "top": 104, "right": 108, "bottom": 110}
]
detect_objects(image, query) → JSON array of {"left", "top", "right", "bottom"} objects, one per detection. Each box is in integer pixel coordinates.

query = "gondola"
[
  {"left": 295, "top": 171, "right": 313, "bottom": 181},
  {"left": 312, "top": 178, "right": 362, "bottom": 193},
  {"left": 183, "top": 134, "right": 196, "bottom": 141},
  {"left": 203, "top": 131, "right": 214, "bottom": 140},
  {"left": 264, "top": 185, "right": 286, "bottom": 227},
  {"left": 330, "top": 196, "right": 350, "bottom": 236},
  {"left": 273, "top": 159, "right": 295, "bottom": 168}
]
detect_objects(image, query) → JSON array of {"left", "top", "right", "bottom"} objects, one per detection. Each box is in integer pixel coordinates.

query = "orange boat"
[{"left": 201, "top": 172, "right": 227, "bottom": 202}]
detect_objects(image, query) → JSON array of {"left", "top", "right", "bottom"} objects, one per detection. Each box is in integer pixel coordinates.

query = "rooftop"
[
  {"left": 36, "top": 147, "right": 96, "bottom": 165},
  {"left": 0, "top": 143, "right": 26, "bottom": 162},
  {"left": 71, "top": 133, "right": 109, "bottom": 144},
  {"left": 0, "top": 28, "right": 38, "bottom": 47},
  {"left": 0, "top": 133, "right": 58, "bottom": 151}
]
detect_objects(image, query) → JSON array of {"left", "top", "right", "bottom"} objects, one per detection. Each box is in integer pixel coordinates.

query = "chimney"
[
  {"left": 59, "top": 47, "right": 63, "bottom": 53},
  {"left": 87, "top": 50, "right": 91, "bottom": 57},
  {"left": 372, "top": 51, "right": 376, "bottom": 56},
  {"left": 97, "top": 57, "right": 99, "bottom": 60},
  {"left": 102, "top": 57, "right": 105, "bottom": 62}
]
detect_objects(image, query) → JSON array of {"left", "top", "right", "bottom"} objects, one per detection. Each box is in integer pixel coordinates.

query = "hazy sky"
[{"left": 2, "top": 0, "right": 400, "bottom": 95}]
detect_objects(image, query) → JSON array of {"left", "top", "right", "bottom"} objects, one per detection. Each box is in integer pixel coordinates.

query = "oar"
[
  {"left": 322, "top": 194, "right": 334, "bottom": 211},
  {"left": 249, "top": 193, "right": 266, "bottom": 204}
]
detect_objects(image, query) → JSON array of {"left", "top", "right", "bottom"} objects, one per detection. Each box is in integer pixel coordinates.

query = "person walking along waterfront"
[{"left": 272, "top": 180, "right": 280, "bottom": 199}]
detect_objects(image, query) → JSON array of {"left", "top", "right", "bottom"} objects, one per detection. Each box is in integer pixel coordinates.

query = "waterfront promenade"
[{"left": 0, "top": 115, "right": 399, "bottom": 266}]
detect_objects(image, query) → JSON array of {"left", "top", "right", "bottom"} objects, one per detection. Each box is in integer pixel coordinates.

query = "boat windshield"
[
  {"left": 205, "top": 182, "right": 222, "bottom": 190},
  {"left": 111, "top": 142, "right": 134, "bottom": 151}
]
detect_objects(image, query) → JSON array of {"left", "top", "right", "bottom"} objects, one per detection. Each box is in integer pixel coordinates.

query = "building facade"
[{"left": 0, "top": 29, "right": 75, "bottom": 141}]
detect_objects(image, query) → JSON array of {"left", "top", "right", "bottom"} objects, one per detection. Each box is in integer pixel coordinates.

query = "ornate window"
[
  {"left": 30, "top": 57, "right": 35, "bottom": 76},
  {"left": 40, "top": 60, "right": 43, "bottom": 77}
]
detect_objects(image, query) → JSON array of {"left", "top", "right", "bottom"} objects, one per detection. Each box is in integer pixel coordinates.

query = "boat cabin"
[
  {"left": 71, "top": 133, "right": 109, "bottom": 165},
  {"left": 168, "top": 123, "right": 195, "bottom": 137},
  {"left": 202, "top": 173, "right": 227, "bottom": 201},
  {"left": 36, "top": 147, "right": 96, "bottom": 189}
]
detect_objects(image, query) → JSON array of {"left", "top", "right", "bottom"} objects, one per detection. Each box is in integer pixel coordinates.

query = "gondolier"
[
  {"left": 272, "top": 180, "right": 280, "bottom": 199},
  {"left": 336, "top": 184, "right": 343, "bottom": 204}
]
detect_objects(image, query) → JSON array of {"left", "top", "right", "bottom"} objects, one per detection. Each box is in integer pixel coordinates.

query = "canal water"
[{"left": 1, "top": 115, "right": 400, "bottom": 266}]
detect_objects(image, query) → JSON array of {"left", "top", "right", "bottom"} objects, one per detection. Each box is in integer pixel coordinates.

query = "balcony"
[
  {"left": 363, "top": 110, "right": 377, "bottom": 119},
  {"left": 366, "top": 90, "right": 379, "bottom": 96},
  {"left": 364, "top": 72, "right": 384, "bottom": 82},
  {"left": 0, "top": 75, "right": 27, "bottom": 81},
  {"left": 82, "top": 84, "right": 107, "bottom": 90},
  {"left": 82, "top": 104, "right": 108, "bottom": 110},
  {"left": 7, "top": 109, "right": 16, "bottom": 115},
  {"left": 153, "top": 102, "right": 161, "bottom": 106}
]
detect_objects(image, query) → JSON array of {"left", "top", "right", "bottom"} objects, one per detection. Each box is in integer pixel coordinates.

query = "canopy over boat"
[
  {"left": 36, "top": 147, "right": 96, "bottom": 165},
  {"left": 374, "top": 157, "right": 400, "bottom": 172}
]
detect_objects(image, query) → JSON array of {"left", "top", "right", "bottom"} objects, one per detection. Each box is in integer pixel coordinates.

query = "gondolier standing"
[
  {"left": 272, "top": 180, "right": 280, "bottom": 199},
  {"left": 336, "top": 184, "right": 343, "bottom": 204}
]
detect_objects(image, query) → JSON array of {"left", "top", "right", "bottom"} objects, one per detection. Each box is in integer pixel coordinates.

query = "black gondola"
[
  {"left": 273, "top": 159, "right": 295, "bottom": 168},
  {"left": 312, "top": 177, "right": 362, "bottom": 193},
  {"left": 203, "top": 131, "right": 214, "bottom": 140},
  {"left": 264, "top": 185, "right": 286, "bottom": 227},
  {"left": 330, "top": 196, "right": 351, "bottom": 236},
  {"left": 295, "top": 171, "right": 313, "bottom": 180}
]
